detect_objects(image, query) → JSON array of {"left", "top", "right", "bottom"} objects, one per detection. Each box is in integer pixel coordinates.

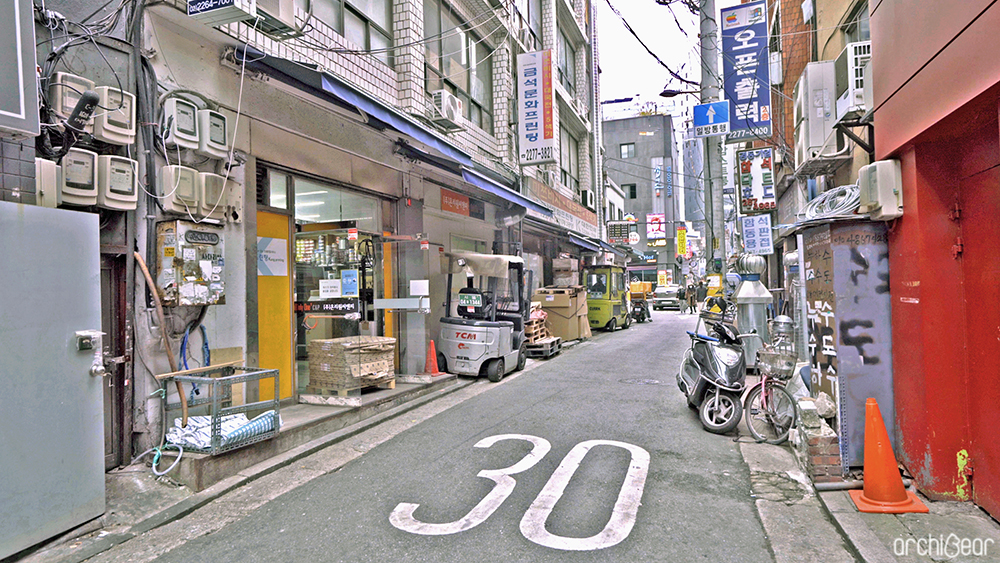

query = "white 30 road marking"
[
  {"left": 389, "top": 435, "right": 650, "bottom": 552},
  {"left": 389, "top": 434, "right": 551, "bottom": 535},
  {"left": 519, "top": 440, "right": 650, "bottom": 551}
]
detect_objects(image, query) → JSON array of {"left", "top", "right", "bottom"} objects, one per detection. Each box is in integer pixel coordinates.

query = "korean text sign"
[
  {"left": 517, "top": 51, "right": 555, "bottom": 165},
  {"left": 741, "top": 213, "right": 774, "bottom": 255},
  {"left": 721, "top": 0, "right": 772, "bottom": 143},
  {"left": 737, "top": 147, "right": 775, "bottom": 214}
]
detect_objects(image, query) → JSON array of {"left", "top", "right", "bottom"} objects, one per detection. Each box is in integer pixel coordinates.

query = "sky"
[{"left": 595, "top": 0, "right": 742, "bottom": 106}]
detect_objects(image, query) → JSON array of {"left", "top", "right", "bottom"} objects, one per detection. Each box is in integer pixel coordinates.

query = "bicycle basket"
[{"left": 756, "top": 350, "right": 797, "bottom": 380}]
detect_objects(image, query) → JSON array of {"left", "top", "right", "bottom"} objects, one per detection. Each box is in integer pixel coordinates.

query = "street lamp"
[{"left": 658, "top": 88, "right": 701, "bottom": 98}]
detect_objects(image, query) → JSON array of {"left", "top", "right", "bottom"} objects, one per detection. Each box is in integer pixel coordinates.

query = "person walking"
[
  {"left": 695, "top": 280, "right": 708, "bottom": 311},
  {"left": 686, "top": 281, "right": 698, "bottom": 314}
]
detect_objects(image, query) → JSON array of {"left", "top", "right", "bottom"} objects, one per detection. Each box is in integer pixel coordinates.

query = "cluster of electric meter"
[
  {"left": 162, "top": 98, "right": 231, "bottom": 159},
  {"left": 49, "top": 72, "right": 136, "bottom": 145},
  {"left": 35, "top": 150, "right": 138, "bottom": 210},
  {"left": 159, "top": 165, "right": 238, "bottom": 221}
]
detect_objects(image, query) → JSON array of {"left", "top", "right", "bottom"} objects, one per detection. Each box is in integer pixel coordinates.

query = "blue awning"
[
  {"left": 569, "top": 234, "right": 601, "bottom": 252},
  {"left": 239, "top": 47, "right": 473, "bottom": 168},
  {"left": 593, "top": 238, "right": 625, "bottom": 256},
  {"left": 461, "top": 167, "right": 552, "bottom": 217}
]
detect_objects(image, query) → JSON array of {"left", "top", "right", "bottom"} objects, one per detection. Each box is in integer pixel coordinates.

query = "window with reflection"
[{"left": 292, "top": 0, "right": 393, "bottom": 66}]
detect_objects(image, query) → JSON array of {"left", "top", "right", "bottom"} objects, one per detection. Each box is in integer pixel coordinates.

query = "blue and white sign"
[
  {"left": 721, "top": 0, "right": 772, "bottom": 144},
  {"left": 341, "top": 269, "right": 359, "bottom": 298},
  {"left": 692, "top": 101, "right": 730, "bottom": 138},
  {"left": 257, "top": 237, "right": 288, "bottom": 277},
  {"left": 740, "top": 213, "right": 774, "bottom": 255}
]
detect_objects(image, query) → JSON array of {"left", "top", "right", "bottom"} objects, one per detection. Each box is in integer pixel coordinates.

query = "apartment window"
[
  {"left": 609, "top": 202, "right": 616, "bottom": 220},
  {"left": 620, "top": 143, "right": 635, "bottom": 159},
  {"left": 557, "top": 31, "right": 576, "bottom": 95},
  {"left": 624, "top": 184, "right": 637, "bottom": 199},
  {"left": 425, "top": 0, "right": 494, "bottom": 133},
  {"left": 844, "top": 2, "right": 870, "bottom": 43},
  {"left": 618, "top": 209, "right": 624, "bottom": 221},
  {"left": 512, "top": 0, "right": 542, "bottom": 50},
  {"left": 295, "top": 0, "right": 393, "bottom": 66},
  {"left": 560, "top": 126, "right": 579, "bottom": 191}
]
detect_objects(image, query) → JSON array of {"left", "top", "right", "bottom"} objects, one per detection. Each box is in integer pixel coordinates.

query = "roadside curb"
[{"left": 48, "top": 378, "right": 477, "bottom": 563}]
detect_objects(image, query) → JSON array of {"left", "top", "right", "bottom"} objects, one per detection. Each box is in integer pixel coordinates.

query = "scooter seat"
[{"left": 686, "top": 330, "right": 719, "bottom": 342}]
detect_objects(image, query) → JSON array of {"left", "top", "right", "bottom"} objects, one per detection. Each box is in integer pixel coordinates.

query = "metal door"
[
  {"left": 960, "top": 167, "right": 1000, "bottom": 517},
  {"left": 0, "top": 202, "right": 105, "bottom": 559},
  {"left": 102, "top": 254, "right": 127, "bottom": 469}
]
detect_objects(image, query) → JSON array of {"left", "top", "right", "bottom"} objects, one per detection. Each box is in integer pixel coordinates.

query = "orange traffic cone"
[
  {"left": 420, "top": 340, "right": 444, "bottom": 376},
  {"left": 849, "top": 398, "right": 928, "bottom": 513}
]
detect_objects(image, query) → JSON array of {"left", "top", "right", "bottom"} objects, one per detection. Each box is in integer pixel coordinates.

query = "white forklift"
[{"left": 438, "top": 252, "right": 532, "bottom": 382}]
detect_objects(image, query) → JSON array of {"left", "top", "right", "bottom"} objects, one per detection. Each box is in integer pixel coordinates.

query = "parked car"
[{"left": 652, "top": 285, "right": 682, "bottom": 310}]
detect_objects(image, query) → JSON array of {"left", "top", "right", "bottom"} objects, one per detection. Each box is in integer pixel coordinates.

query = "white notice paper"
[{"left": 319, "top": 279, "right": 342, "bottom": 298}]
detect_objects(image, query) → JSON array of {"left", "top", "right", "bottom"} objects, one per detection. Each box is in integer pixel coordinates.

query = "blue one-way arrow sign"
[{"left": 692, "top": 101, "right": 730, "bottom": 138}]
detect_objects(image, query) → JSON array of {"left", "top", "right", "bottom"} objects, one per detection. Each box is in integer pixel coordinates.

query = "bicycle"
[{"left": 744, "top": 347, "right": 798, "bottom": 444}]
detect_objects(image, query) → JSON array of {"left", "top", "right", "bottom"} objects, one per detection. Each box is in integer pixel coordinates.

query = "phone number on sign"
[
  {"left": 521, "top": 147, "right": 553, "bottom": 162},
  {"left": 742, "top": 198, "right": 776, "bottom": 211}
]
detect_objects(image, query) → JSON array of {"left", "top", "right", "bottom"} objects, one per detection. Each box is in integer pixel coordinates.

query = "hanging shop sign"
[
  {"left": 737, "top": 147, "right": 776, "bottom": 213},
  {"left": 652, "top": 157, "right": 664, "bottom": 198},
  {"left": 639, "top": 252, "right": 657, "bottom": 263},
  {"left": 740, "top": 213, "right": 774, "bottom": 255},
  {"left": 721, "top": 0, "right": 772, "bottom": 143},
  {"left": 517, "top": 51, "right": 556, "bottom": 165},
  {"left": 676, "top": 226, "right": 687, "bottom": 257},
  {"left": 607, "top": 221, "right": 636, "bottom": 245},
  {"left": 646, "top": 213, "right": 666, "bottom": 240}
]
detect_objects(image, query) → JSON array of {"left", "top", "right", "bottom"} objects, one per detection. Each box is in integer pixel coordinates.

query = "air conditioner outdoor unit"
[
  {"left": 581, "top": 189, "right": 595, "bottom": 210},
  {"left": 256, "top": 0, "right": 303, "bottom": 40},
  {"left": 794, "top": 61, "right": 843, "bottom": 169},
  {"left": 858, "top": 159, "right": 902, "bottom": 220},
  {"left": 430, "top": 90, "right": 464, "bottom": 130},
  {"left": 862, "top": 60, "right": 874, "bottom": 120},
  {"left": 834, "top": 41, "right": 871, "bottom": 122},
  {"left": 769, "top": 52, "right": 783, "bottom": 86}
]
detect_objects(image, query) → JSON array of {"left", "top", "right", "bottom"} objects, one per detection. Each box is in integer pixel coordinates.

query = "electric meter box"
[
  {"left": 49, "top": 72, "right": 95, "bottom": 132},
  {"left": 60, "top": 148, "right": 99, "bottom": 206},
  {"left": 163, "top": 98, "right": 200, "bottom": 149},
  {"left": 198, "top": 172, "right": 228, "bottom": 220},
  {"left": 196, "top": 109, "right": 229, "bottom": 159},
  {"left": 159, "top": 164, "right": 199, "bottom": 214},
  {"left": 35, "top": 158, "right": 61, "bottom": 208},
  {"left": 97, "top": 155, "right": 138, "bottom": 210},
  {"left": 156, "top": 220, "right": 226, "bottom": 306},
  {"left": 93, "top": 86, "right": 136, "bottom": 145}
]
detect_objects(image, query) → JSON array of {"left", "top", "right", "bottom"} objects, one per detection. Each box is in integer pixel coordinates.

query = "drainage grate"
[{"left": 619, "top": 378, "right": 661, "bottom": 385}]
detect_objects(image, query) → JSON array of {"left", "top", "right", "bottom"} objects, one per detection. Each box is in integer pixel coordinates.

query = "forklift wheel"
[
  {"left": 487, "top": 358, "right": 505, "bottom": 382},
  {"left": 606, "top": 318, "right": 617, "bottom": 332},
  {"left": 516, "top": 344, "right": 527, "bottom": 371},
  {"left": 437, "top": 352, "right": 448, "bottom": 374}
]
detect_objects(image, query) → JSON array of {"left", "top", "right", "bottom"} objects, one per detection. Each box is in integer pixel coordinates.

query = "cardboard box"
[
  {"left": 535, "top": 286, "right": 589, "bottom": 341},
  {"left": 553, "top": 258, "right": 579, "bottom": 271},
  {"left": 533, "top": 286, "right": 585, "bottom": 309},
  {"left": 553, "top": 273, "right": 579, "bottom": 286}
]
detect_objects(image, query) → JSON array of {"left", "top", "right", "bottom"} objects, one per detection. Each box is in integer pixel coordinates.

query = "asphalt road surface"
[{"left": 148, "top": 309, "right": 774, "bottom": 563}]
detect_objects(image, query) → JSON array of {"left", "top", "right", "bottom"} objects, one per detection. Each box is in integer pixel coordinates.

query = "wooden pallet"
[
  {"left": 526, "top": 336, "right": 562, "bottom": 359},
  {"left": 304, "top": 375, "right": 396, "bottom": 397},
  {"left": 525, "top": 318, "right": 548, "bottom": 343}
]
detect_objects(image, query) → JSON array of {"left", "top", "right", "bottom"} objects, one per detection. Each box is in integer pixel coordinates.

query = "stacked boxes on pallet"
[
  {"left": 532, "top": 286, "right": 591, "bottom": 341},
  {"left": 552, "top": 258, "right": 579, "bottom": 287},
  {"left": 308, "top": 336, "right": 396, "bottom": 392}
]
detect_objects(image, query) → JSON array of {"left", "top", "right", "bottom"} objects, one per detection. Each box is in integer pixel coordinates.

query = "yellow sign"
[
  {"left": 676, "top": 227, "right": 687, "bottom": 256},
  {"left": 657, "top": 270, "right": 668, "bottom": 286}
]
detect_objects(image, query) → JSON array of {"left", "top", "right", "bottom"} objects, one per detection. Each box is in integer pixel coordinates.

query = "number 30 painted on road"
[{"left": 389, "top": 434, "right": 650, "bottom": 551}]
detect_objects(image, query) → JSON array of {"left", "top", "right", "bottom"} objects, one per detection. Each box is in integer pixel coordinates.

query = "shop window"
[
  {"left": 424, "top": 0, "right": 494, "bottom": 134},
  {"left": 620, "top": 143, "right": 635, "bottom": 159},
  {"left": 450, "top": 234, "right": 487, "bottom": 253},
  {"left": 292, "top": 176, "right": 381, "bottom": 233}
]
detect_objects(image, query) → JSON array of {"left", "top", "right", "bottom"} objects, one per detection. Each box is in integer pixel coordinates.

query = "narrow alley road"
[{"left": 93, "top": 310, "right": 778, "bottom": 563}]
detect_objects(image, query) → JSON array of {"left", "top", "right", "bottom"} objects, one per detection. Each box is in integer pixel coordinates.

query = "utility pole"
[{"left": 700, "top": 0, "right": 725, "bottom": 276}]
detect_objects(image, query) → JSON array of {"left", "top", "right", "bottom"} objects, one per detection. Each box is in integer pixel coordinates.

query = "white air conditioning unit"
[
  {"left": 581, "top": 189, "right": 595, "bottom": 210},
  {"left": 769, "top": 52, "right": 783, "bottom": 86},
  {"left": 862, "top": 60, "right": 874, "bottom": 119},
  {"left": 256, "top": 0, "right": 303, "bottom": 39},
  {"left": 430, "top": 90, "right": 464, "bottom": 130},
  {"left": 858, "top": 159, "right": 902, "bottom": 220},
  {"left": 835, "top": 41, "right": 871, "bottom": 122},
  {"left": 794, "top": 61, "right": 841, "bottom": 169}
]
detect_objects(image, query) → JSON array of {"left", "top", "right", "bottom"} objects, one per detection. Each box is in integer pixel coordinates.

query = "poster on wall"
[
  {"left": 341, "top": 269, "right": 359, "bottom": 298},
  {"left": 721, "top": 0, "right": 771, "bottom": 143},
  {"left": 646, "top": 213, "right": 666, "bottom": 240},
  {"left": 737, "top": 147, "right": 776, "bottom": 214},
  {"left": 257, "top": 237, "right": 288, "bottom": 276},
  {"left": 517, "top": 50, "right": 555, "bottom": 165}
]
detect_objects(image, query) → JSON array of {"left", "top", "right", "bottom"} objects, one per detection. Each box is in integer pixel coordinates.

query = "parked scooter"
[
  {"left": 677, "top": 297, "right": 747, "bottom": 434},
  {"left": 630, "top": 296, "right": 651, "bottom": 323}
]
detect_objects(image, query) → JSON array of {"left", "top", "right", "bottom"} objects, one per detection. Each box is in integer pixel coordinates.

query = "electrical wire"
[
  {"left": 603, "top": 0, "right": 696, "bottom": 86},
  {"left": 802, "top": 184, "right": 861, "bottom": 221}
]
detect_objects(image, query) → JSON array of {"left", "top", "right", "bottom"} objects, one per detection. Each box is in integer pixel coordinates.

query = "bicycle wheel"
[{"left": 745, "top": 382, "right": 796, "bottom": 444}]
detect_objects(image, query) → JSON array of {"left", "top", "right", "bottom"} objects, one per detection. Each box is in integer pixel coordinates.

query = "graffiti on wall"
[{"left": 804, "top": 226, "right": 838, "bottom": 397}]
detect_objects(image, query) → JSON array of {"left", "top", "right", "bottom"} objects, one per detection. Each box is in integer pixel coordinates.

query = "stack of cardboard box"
[
  {"left": 532, "top": 286, "right": 591, "bottom": 341},
  {"left": 552, "top": 258, "right": 579, "bottom": 287}
]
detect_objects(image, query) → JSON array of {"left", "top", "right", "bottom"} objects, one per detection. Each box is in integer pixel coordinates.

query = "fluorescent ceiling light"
[
  {"left": 297, "top": 201, "right": 325, "bottom": 207},
  {"left": 297, "top": 190, "right": 327, "bottom": 196},
  {"left": 297, "top": 214, "right": 320, "bottom": 219}
]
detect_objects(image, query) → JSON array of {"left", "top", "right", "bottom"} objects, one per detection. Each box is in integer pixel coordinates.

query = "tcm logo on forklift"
[{"left": 455, "top": 332, "right": 478, "bottom": 340}]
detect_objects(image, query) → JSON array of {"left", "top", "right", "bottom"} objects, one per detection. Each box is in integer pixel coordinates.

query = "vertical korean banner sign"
[
  {"left": 721, "top": 0, "right": 771, "bottom": 143},
  {"left": 518, "top": 51, "right": 556, "bottom": 165}
]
